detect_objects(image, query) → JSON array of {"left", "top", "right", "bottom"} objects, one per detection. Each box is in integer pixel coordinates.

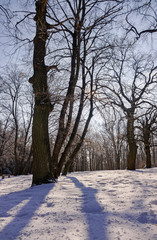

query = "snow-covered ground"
[{"left": 0, "top": 168, "right": 157, "bottom": 240}]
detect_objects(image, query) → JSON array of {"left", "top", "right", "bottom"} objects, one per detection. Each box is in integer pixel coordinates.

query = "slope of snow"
[{"left": 0, "top": 168, "right": 157, "bottom": 240}]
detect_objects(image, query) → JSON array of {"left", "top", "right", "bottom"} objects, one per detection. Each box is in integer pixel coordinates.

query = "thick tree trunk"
[
  {"left": 145, "top": 145, "right": 151, "bottom": 168},
  {"left": 30, "top": 0, "right": 53, "bottom": 185},
  {"left": 126, "top": 111, "right": 137, "bottom": 170},
  {"left": 115, "top": 154, "right": 120, "bottom": 170},
  {"left": 151, "top": 136, "right": 156, "bottom": 166},
  {"left": 143, "top": 123, "right": 151, "bottom": 168},
  {"left": 32, "top": 105, "right": 52, "bottom": 184},
  {"left": 127, "top": 140, "right": 137, "bottom": 170}
]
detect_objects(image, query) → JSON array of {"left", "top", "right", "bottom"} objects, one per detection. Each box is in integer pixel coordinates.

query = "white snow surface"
[{"left": 0, "top": 168, "right": 157, "bottom": 240}]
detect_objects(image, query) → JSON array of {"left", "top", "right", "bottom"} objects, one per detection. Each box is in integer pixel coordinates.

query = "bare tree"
[
  {"left": 138, "top": 109, "right": 157, "bottom": 168},
  {"left": 98, "top": 107, "right": 126, "bottom": 169},
  {"left": 126, "top": 1, "right": 157, "bottom": 39},
  {"left": 48, "top": 0, "right": 124, "bottom": 178},
  {"left": 29, "top": 0, "right": 61, "bottom": 185},
  {"left": 98, "top": 43, "right": 157, "bottom": 170},
  {"left": 0, "top": 67, "right": 33, "bottom": 175}
]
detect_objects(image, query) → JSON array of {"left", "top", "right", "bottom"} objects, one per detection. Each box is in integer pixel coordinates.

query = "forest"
[{"left": 0, "top": 0, "right": 157, "bottom": 185}]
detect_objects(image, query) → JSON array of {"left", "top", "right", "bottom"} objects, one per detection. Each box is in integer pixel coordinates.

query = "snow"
[{"left": 0, "top": 169, "right": 157, "bottom": 240}]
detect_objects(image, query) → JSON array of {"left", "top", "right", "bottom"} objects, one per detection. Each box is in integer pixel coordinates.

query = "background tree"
[
  {"left": 0, "top": 67, "right": 33, "bottom": 175},
  {"left": 126, "top": 1, "right": 157, "bottom": 39},
  {"left": 98, "top": 107, "right": 126, "bottom": 169},
  {"left": 138, "top": 109, "right": 157, "bottom": 168},
  {"left": 98, "top": 42, "right": 157, "bottom": 170}
]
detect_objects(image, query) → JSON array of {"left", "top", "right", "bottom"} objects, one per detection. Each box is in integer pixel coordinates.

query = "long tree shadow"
[
  {"left": 68, "top": 176, "right": 108, "bottom": 240},
  {"left": 0, "top": 180, "right": 55, "bottom": 240}
]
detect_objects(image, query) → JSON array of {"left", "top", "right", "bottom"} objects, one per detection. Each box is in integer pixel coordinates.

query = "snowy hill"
[{"left": 0, "top": 169, "right": 157, "bottom": 240}]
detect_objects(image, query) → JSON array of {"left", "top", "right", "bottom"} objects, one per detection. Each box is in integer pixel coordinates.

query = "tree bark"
[
  {"left": 115, "top": 154, "right": 120, "bottom": 170},
  {"left": 142, "top": 120, "right": 151, "bottom": 168},
  {"left": 51, "top": 23, "right": 81, "bottom": 178},
  {"left": 13, "top": 117, "right": 19, "bottom": 175},
  {"left": 127, "top": 110, "right": 137, "bottom": 170},
  {"left": 62, "top": 57, "right": 94, "bottom": 176},
  {"left": 30, "top": 0, "right": 53, "bottom": 185},
  {"left": 56, "top": 39, "right": 87, "bottom": 177},
  {"left": 62, "top": 107, "right": 93, "bottom": 176},
  {"left": 145, "top": 145, "right": 151, "bottom": 168}
]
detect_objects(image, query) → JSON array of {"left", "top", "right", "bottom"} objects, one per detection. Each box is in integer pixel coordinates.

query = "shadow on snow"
[
  {"left": 0, "top": 181, "right": 55, "bottom": 240},
  {"left": 68, "top": 176, "right": 108, "bottom": 240}
]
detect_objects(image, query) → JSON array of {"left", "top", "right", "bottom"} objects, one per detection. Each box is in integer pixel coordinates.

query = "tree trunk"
[
  {"left": 145, "top": 145, "right": 151, "bottom": 168},
  {"left": 115, "top": 154, "right": 120, "bottom": 170},
  {"left": 13, "top": 116, "right": 19, "bottom": 175},
  {"left": 62, "top": 66, "right": 94, "bottom": 176},
  {"left": 30, "top": 0, "right": 53, "bottom": 185},
  {"left": 51, "top": 25, "right": 81, "bottom": 178},
  {"left": 151, "top": 136, "right": 156, "bottom": 166},
  {"left": 56, "top": 48, "right": 86, "bottom": 177},
  {"left": 127, "top": 111, "right": 137, "bottom": 170},
  {"left": 22, "top": 145, "right": 32, "bottom": 175},
  {"left": 143, "top": 122, "right": 151, "bottom": 168},
  {"left": 31, "top": 105, "right": 52, "bottom": 184}
]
